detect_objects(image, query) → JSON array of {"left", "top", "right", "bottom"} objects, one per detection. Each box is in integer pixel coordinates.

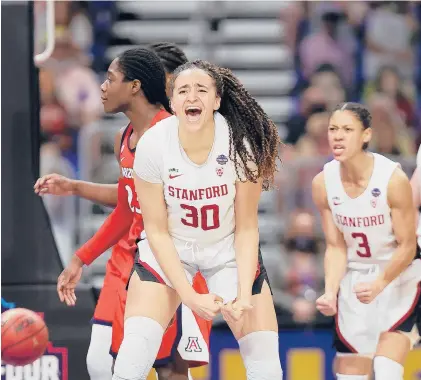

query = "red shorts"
[
  {"left": 110, "top": 273, "right": 211, "bottom": 368},
  {"left": 92, "top": 244, "right": 134, "bottom": 325}
]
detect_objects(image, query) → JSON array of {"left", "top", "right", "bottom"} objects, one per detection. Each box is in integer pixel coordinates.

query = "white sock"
[
  {"left": 335, "top": 375, "right": 368, "bottom": 379},
  {"left": 238, "top": 331, "right": 283, "bottom": 380},
  {"left": 373, "top": 356, "right": 403, "bottom": 380},
  {"left": 87, "top": 324, "right": 113, "bottom": 380},
  {"left": 112, "top": 316, "right": 164, "bottom": 380}
]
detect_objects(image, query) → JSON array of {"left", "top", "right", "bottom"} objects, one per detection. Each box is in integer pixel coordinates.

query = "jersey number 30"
[
  {"left": 351, "top": 232, "right": 372, "bottom": 258},
  {"left": 181, "top": 204, "right": 220, "bottom": 231}
]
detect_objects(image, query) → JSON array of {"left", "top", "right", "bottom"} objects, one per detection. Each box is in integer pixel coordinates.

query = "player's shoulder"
[
  {"left": 142, "top": 115, "right": 177, "bottom": 142},
  {"left": 312, "top": 171, "right": 325, "bottom": 192},
  {"left": 312, "top": 171, "right": 328, "bottom": 208}
]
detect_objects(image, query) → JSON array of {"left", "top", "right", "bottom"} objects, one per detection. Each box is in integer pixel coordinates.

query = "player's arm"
[
  {"left": 410, "top": 167, "right": 420, "bottom": 226},
  {"left": 133, "top": 174, "right": 195, "bottom": 301},
  {"left": 34, "top": 132, "right": 125, "bottom": 207},
  {"left": 69, "top": 129, "right": 132, "bottom": 267},
  {"left": 312, "top": 172, "right": 348, "bottom": 297},
  {"left": 376, "top": 168, "right": 416, "bottom": 287},
  {"left": 132, "top": 131, "right": 195, "bottom": 302},
  {"left": 234, "top": 178, "right": 262, "bottom": 302}
]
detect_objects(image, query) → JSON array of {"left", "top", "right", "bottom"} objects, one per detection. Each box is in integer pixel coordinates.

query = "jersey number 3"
[
  {"left": 351, "top": 232, "right": 372, "bottom": 258},
  {"left": 181, "top": 204, "right": 220, "bottom": 231}
]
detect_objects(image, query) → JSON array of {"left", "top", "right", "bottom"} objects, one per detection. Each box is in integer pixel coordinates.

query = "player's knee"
[
  {"left": 238, "top": 331, "right": 283, "bottom": 380},
  {"left": 112, "top": 316, "right": 164, "bottom": 380},
  {"left": 87, "top": 324, "right": 113, "bottom": 380},
  {"left": 373, "top": 356, "right": 403, "bottom": 380}
]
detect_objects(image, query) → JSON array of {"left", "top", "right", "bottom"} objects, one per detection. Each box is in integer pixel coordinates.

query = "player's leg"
[
  {"left": 111, "top": 276, "right": 195, "bottom": 380},
  {"left": 87, "top": 324, "right": 113, "bottom": 380},
  {"left": 373, "top": 280, "right": 421, "bottom": 380},
  {"left": 205, "top": 252, "right": 282, "bottom": 380},
  {"left": 112, "top": 257, "right": 181, "bottom": 380},
  {"left": 329, "top": 269, "right": 377, "bottom": 379},
  {"left": 87, "top": 267, "right": 121, "bottom": 380},
  {"left": 371, "top": 332, "right": 410, "bottom": 380}
]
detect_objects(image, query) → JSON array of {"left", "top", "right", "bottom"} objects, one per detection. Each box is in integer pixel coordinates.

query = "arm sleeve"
[
  {"left": 133, "top": 129, "right": 163, "bottom": 184},
  {"left": 76, "top": 180, "right": 133, "bottom": 265}
]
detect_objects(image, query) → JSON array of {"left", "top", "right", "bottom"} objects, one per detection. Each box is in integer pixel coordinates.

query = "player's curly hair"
[
  {"left": 169, "top": 60, "right": 282, "bottom": 190},
  {"left": 147, "top": 42, "right": 188, "bottom": 73},
  {"left": 117, "top": 47, "right": 171, "bottom": 113}
]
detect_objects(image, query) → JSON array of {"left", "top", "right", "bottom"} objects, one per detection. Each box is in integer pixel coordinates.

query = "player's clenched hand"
[
  {"left": 57, "top": 255, "right": 83, "bottom": 306},
  {"left": 221, "top": 298, "right": 253, "bottom": 325},
  {"left": 185, "top": 293, "right": 223, "bottom": 321},
  {"left": 34, "top": 173, "right": 75, "bottom": 196},
  {"left": 316, "top": 293, "right": 337, "bottom": 316},
  {"left": 354, "top": 280, "right": 385, "bottom": 304}
]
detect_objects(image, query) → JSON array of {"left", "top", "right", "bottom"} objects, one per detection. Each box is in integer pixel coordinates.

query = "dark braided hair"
[
  {"left": 170, "top": 60, "right": 282, "bottom": 190},
  {"left": 117, "top": 47, "right": 171, "bottom": 113},
  {"left": 147, "top": 42, "right": 188, "bottom": 74},
  {"left": 332, "top": 102, "right": 372, "bottom": 150}
]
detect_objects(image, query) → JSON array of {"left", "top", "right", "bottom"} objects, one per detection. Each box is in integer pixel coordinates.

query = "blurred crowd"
[{"left": 37, "top": 1, "right": 420, "bottom": 328}]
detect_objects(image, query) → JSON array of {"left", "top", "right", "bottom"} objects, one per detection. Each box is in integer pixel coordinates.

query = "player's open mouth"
[
  {"left": 185, "top": 106, "right": 202, "bottom": 122},
  {"left": 333, "top": 144, "right": 345, "bottom": 154}
]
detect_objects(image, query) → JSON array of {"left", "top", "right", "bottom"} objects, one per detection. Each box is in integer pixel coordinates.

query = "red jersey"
[{"left": 118, "top": 110, "right": 171, "bottom": 252}]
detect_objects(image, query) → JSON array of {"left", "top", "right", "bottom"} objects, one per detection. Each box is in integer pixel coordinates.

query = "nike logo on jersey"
[
  {"left": 121, "top": 156, "right": 125, "bottom": 162},
  {"left": 332, "top": 197, "right": 342, "bottom": 206},
  {"left": 169, "top": 174, "right": 183, "bottom": 179}
]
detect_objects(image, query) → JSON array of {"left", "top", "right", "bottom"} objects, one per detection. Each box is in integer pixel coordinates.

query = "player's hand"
[
  {"left": 316, "top": 293, "right": 337, "bottom": 316},
  {"left": 221, "top": 297, "right": 253, "bottom": 325},
  {"left": 185, "top": 293, "right": 223, "bottom": 321},
  {"left": 34, "top": 173, "right": 76, "bottom": 196},
  {"left": 354, "top": 280, "right": 386, "bottom": 304},
  {"left": 57, "top": 255, "right": 84, "bottom": 306}
]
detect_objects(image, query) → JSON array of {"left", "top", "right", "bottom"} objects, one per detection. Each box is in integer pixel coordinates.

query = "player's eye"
[
  {"left": 198, "top": 89, "right": 207, "bottom": 93},
  {"left": 179, "top": 90, "right": 187, "bottom": 94}
]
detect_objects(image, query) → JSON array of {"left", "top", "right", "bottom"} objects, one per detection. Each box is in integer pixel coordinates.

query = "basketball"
[{"left": 1, "top": 308, "right": 49, "bottom": 366}]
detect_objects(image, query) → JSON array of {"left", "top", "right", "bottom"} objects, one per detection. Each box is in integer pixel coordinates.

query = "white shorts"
[
  {"left": 334, "top": 259, "right": 421, "bottom": 355},
  {"left": 134, "top": 237, "right": 270, "bottom": 304}
]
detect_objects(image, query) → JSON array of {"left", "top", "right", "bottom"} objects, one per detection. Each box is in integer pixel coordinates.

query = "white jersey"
[
  {"left": 133, "top": 112, "right": 242, "bottom": 268},
  {"left": 323, "top": 153, "right": 399, "bottom": 265}
]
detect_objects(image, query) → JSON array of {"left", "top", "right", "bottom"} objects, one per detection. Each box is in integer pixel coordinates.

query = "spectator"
[
  {"left": 368, "top": 93, "right": 415, "bottom": 157},
  {"left": 364, "top": 2, "right": 416, "bottom": 80},
  {"left": 365, "top": 65, "right": 417, "bottom": 128},
  {"left": 295, "top": 112, "right": 331, "bottom": 157},
  {"left": 284, "top": 86, "right": 327, "bottom": 145},
  {"left": 309, "top": 64, "right": 347, "bottom": 111},
  {"left": 267, "top": 211, "right": 324, "bottom": 325},
  {"left": 299, "top": 7, "right": 356, "bottom": 89}
]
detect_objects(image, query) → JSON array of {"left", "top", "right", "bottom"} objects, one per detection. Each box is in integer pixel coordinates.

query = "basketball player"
[
  {"left": 34, "top": 45, "right": 210, "bottom": 380},
  {"left": 313, "top": 102, "right": 421, "bottom": 380},
  {"left": 112, "top": 61, "right": 283, "bottom": 380}
]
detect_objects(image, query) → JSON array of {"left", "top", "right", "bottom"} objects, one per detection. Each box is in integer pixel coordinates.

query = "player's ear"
[
  {"left": 214, "top": 95, "right": 221, "bottom": 111},
  {"left": 169, "top": 100, "right": 175, "bottom": 114},
  {"left": 132, "top": 79, "right": 141, "bottom": 95},
  {"left": 363, "top": 127, "right": 372, "bottom": 146}
]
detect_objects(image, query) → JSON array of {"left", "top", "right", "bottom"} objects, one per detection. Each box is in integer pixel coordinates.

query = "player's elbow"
[{"left": 398, "top": 236, "right": 417, "bottom": 264}]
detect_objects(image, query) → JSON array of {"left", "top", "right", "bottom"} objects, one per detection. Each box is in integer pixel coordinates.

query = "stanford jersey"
[
  {"left": 323, "top": 153, "right": 399, "bottom": 265},
  {"left": 133, "top": 112, "right": 242, "bottom": 269},
  {"left": 118, "top": 110, "right": 171, "bottom": 252}
]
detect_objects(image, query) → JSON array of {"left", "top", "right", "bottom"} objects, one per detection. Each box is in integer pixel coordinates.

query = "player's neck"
[
  {"left": 125, "top": 102, "right": 162, "bottom": 136},
  {"left": 341, "top": 151, "right": 374, "bottom": 183},
  {"left": 179, "top": 119, "right": 215, "bottom": 152}
]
